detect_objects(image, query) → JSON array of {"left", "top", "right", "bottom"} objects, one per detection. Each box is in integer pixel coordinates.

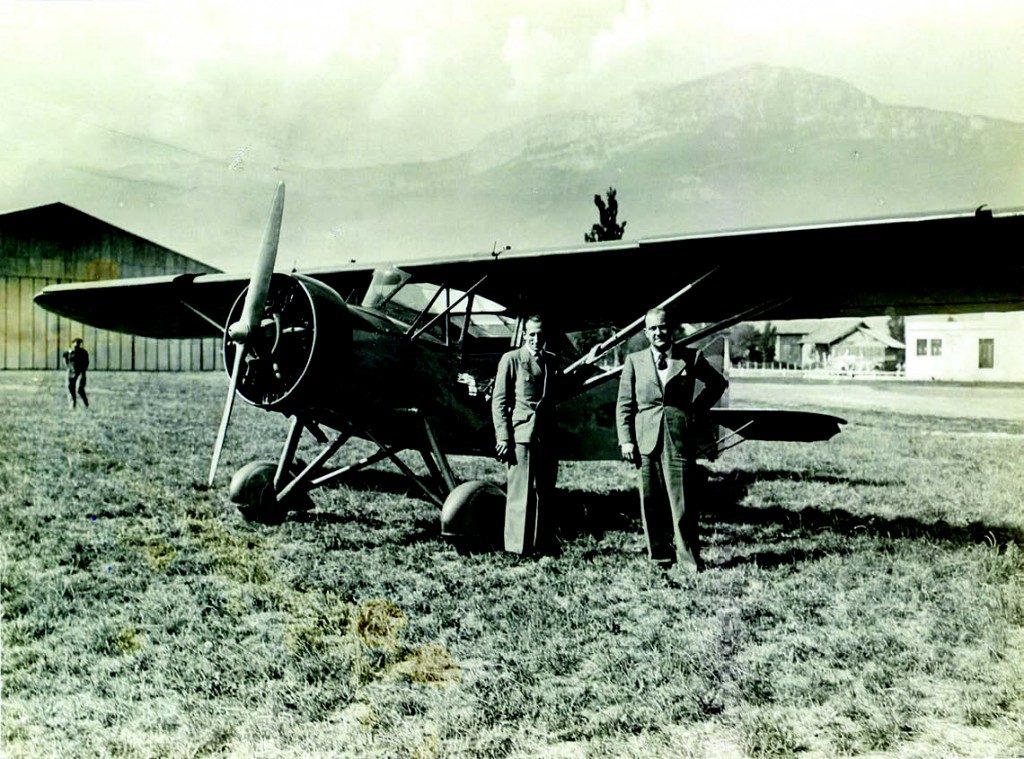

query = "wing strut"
[
  {"left": 573, "top": 296, "right": 789, "bottom": 395},
  {"left": 177, "top": 299, "right": 227, "bottom": 333},
  {"left": 699, "top": 420, "right": 756, "bottom": 459},
  {"left": 674, "top": 297, "right": 790, "bottom": 351},
  {"left": 409, "top": 275, "right": 489, "bottom": 342},
  {"left": 563, "top": 266, "right": 719, "bottom": 375}
]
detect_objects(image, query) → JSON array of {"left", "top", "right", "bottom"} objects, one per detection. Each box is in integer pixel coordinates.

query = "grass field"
[{"left": 2, "top": 371, "right": 1023, "bottom": 758}]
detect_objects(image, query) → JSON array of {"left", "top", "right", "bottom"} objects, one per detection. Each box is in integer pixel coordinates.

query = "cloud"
[
  {"left": 0, "top": 0, "right": 1022, "bottom": 178},
  {"left": 581, "top": 0, "right": 1024, "bottom": 120}
]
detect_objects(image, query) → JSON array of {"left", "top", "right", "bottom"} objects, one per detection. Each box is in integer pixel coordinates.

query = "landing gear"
[
  {"left": 440, "top": 480, "right": 506, "bottom": 551},
  {"left": 228, "top": 460, "right": 313, "bottom": 524},
  {"left": 228, "top": 461, "right": 283, "bottom": 523},
  {"left": 228, "top": 408, "right": 473, "bottom": 525}
]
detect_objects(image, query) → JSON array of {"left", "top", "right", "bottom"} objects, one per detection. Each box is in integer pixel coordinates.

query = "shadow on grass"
[
  {"left": 557, "top": 488, "right": 642, "bottom": 542},
  {"left": 314, "top": 469, "right": 429, "bottom": 499},
  {"left": 280, "top": 470, "right": 430, "bottom": 526},
  {"left": 288, "top": 506, "right": 437, "bottom": 532},
  {"left": 270, "top": 464, "right": 1021, "bottom": 560},
  {"left": 274, "top": 470, "right": 440, "bottom": 547},
  {"left": 554, "top": 467, "right": 1023, "bottom": 569},
  {"left": 714, "top": 468, "right": 901, "bottom": 490},
  {"left": 708, "top": 469, "right": 1024, "bottom": 547}
]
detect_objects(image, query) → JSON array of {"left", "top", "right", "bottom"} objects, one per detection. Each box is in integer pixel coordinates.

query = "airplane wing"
[
  {"left": 35, "top": 205, "right": 1024, "bottom": 337},
  {"left": 394, "top": 206, "right": 1024, "bottom": 330},
  {"left": 33, "top": 268, "right": 382, "bottom": 339}
]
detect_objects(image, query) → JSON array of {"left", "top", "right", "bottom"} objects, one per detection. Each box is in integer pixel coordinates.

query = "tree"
[
  {"left": 734, "top": 325, "right": 755, "bottom": 362},
  {"left": 584, "top": 187, "right": 627, "bottom": 242},
  {"left": 885, "top": 307, "right": 905, "bottom": 344},
  {"left": 580, "top": 188, "right": 628, "bottom": 363},
  {"left": 730, "top": 324, "right": 761, "bottom": 363},
  {"left": 757, "top": 322, "right": 778, "bottom": 364}
]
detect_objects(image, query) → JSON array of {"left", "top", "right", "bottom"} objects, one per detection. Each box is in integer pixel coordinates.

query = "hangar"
[{"left": 1, "top": 202, "right": 223, "bottom": 371}]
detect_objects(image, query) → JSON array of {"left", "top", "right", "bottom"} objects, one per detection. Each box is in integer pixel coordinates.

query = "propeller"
[{"left": 208, "top": 182, "right": 286, "bottom": 487}]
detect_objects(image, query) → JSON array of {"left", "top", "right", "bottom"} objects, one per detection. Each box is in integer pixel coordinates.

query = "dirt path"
[{"left": 731, "top": 379, "right": 1024, "bottom": 421}]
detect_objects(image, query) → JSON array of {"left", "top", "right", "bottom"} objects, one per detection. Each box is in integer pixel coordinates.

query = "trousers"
[
  {"left": 504, "top": 442, "right": 558, "bottom": 554},
  {"left": 639, "top": 427, "right": 704, "bottom": 571},
  {"left": 68, "top": 372, "right": 89, "bottom": 407}
]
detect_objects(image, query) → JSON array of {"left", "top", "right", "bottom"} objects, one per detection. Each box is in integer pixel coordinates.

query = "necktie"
[{"left": 657, "top": 352, "right": 668, "bottom": 371}]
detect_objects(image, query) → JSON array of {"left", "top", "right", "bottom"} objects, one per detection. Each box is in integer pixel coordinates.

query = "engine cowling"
[{"left": 223, "top": 273, "right": 350, "bottom": 412}]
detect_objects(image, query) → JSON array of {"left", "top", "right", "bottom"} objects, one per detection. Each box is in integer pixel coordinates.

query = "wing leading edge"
[
  {"left": 34, "top": 205, "right": 1024, "bottom": 338},
  {"left": 395, "top": 206, "right": 1024, "bottom": 331},
  {"left": 34, "top": 267, "right": 382, "bottom": 339}
]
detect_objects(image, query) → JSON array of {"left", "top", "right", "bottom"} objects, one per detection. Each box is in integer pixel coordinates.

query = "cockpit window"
[{"left": 363, "top": 270, "right": 514, "bottom": 341}]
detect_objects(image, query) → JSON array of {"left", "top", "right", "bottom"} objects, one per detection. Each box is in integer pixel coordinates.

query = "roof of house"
[
  {"left": 799, "top": 318, "right": 864, "bottom": 345},
  {"left": 798, "top": 321, "right": 905, "bottom": 349},
  {"left": 764, "top": 319, "right": 827, "bottom": 336},
  {"left": 751, "top": 315, "right": 891, "bottom": 338},
  {"left": 858, "top": 327, "right": 905, "bottom": 349}
]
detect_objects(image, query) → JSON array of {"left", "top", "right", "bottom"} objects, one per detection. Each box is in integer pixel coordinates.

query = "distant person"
[
  {"left": 63, "top": 337, "right": 90, "bottom": 409},
  {"left": 491, "top": 315, "right": 562, "bottom": 556},
  {"left": 616, "top": 308, "right": 727, "bottom": 574}
]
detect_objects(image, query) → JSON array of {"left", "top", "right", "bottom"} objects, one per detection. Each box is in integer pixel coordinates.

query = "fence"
[{"left": 730, "top": 363, "right": 907, "bottom": 381}]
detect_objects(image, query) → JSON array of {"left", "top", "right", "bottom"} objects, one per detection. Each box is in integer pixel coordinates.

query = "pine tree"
[{"left": 584, "top": 187, "right": 627, "bottom": 242}]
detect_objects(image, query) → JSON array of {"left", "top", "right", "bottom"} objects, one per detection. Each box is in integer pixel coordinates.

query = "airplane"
[{"left": 34, "top": 184, "right": 1024, "bottom": 540}]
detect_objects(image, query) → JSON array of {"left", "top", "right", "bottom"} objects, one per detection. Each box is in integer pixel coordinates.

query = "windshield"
[{"left": 364, "top": 271, "right": 515, "bottom": 340}]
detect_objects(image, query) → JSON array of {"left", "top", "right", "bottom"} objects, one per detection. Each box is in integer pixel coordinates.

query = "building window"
[
  {"left": 979, "top": 338, "right": 994, "bottom": 369},
  {"left": 916, "top": 339, "right": 927, "bottom": 356},
  {"left": 930, "top": 339, "right": 942, "bottom": 356}
]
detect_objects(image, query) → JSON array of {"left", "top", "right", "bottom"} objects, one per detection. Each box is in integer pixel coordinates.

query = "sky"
[{"left": 1, "top": 0, "right": 1022, "bottom": 265}]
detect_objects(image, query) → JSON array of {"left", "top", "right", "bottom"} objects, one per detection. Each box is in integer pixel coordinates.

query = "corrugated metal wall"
[
  {"left": 1, "top": 203, "right": 225, "bottom": 371},
  {"left": 1, "top": 275, "right": 224, "bottom": 370}
]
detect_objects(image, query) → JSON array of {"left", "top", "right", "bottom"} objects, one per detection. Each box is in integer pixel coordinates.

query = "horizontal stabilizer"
[{"left": 710, "top": 408, "right": 846, "bottom": 442}]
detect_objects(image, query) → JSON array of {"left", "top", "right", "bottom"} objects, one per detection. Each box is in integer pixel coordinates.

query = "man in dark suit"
[
  {"left": 63, "top": 337, "right": 90, "bottom": 409},
  {"left": 492, "top": 315, "right": 560, "bottom": 555},
  {"left": 616, "top": 308, "right": 727, "bottom": 572}
]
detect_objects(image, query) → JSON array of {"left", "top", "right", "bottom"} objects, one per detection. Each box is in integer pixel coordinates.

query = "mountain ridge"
[{"left": 7, "top": 63, "right": 1023, "bottom": 269}]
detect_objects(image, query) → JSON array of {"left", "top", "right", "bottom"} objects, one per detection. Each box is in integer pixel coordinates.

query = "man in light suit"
[
  {"left": 492, "top": 315, "right": 560, "bottom": 555},
  {"left": 616, "top": 308, "right": 727, "bottom": 572}
]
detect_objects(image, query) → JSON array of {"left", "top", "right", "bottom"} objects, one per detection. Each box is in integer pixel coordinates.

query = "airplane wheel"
[
  {"left": 229, "top": 461, "right": 290, "bottom": 524},
  {"left": 440, "top": 480, "right": 505, "bottom": 551}
]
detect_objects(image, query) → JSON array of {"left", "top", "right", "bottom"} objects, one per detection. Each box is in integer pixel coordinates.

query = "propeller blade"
[
  {"left": 209, "top": 347, "right": 245, "bottom": 487},
  {"left": 212, "top": 182, "right": 285, "bottom": 487},
  {"left": 236, "top": 181, "right": 286, "bottom": 339}
]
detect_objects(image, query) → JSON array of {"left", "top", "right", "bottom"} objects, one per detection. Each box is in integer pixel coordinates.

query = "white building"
[{"left": 905, "top": 311, "right": 1024, "bottom": 382}]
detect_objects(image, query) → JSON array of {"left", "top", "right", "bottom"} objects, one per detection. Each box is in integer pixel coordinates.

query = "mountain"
[
  {"left": 10, "top": 64, "right": 1024, "bottom": 270},
  {"left": 435, "top": 63, "right": 1024, "bottom": 244}
]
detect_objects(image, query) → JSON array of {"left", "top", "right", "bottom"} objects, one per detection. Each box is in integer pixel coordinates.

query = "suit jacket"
[
  {"left": 616, "top": 345, "right": 727, "bottom": 456},
  {"left": 63, "top": 346, "right": 90, "bottom": 377},
  {"left": 492, "top": 347, "right": 560, "bottom": 445}
]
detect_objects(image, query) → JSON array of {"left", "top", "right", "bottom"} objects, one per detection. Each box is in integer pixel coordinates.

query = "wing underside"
[{"left": 34, "top": 269, "right": 380, "bottom": 339}]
